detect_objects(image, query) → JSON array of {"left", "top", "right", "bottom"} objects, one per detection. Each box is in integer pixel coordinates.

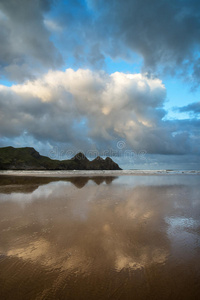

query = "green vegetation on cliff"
[{"left": 0, "top": 147, "right": 121, "bottom": 170}]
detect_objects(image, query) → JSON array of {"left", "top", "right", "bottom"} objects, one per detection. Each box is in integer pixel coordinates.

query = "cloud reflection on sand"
[{"left": 0, "top": 180, "right": 174, "bottom": 273}]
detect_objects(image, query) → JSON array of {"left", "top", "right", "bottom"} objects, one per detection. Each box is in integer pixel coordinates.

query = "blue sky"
[{"left": 0, "top": 0, "right": 200, "bottom": 169}]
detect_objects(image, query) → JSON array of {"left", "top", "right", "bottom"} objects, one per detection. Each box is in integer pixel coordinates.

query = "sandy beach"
[
  {"left": 0, "top": 169, "right": 200, "bottom": 177},
  {"left": 0, "top": 174, "right": 200, "bottom": 299}
]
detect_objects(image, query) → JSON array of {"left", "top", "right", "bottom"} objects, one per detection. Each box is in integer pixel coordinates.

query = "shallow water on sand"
[{"left": 0, "top": 174, "right": 200, "bottom": 300}]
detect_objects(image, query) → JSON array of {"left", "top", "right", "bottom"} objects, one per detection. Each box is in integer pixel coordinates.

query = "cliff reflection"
[{"left": 0, "top": 175, "right": 117, "bottom": 193}]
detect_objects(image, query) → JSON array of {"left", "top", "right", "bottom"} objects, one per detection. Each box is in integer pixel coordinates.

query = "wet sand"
[{"left": 0, "top": 174, "right": 200, "bottom": 300}]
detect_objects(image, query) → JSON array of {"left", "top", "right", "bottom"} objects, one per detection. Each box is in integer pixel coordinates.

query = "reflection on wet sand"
[
  {"left": 0, "top": 175, "right": 117, "bottom": 193},
  {"left": 0, "top": 175, "right": 200, "bottom": 300}
]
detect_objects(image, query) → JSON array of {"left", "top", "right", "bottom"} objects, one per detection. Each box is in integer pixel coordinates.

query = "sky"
[{"left": 0, "top": 0, "right": 200, "bottom": 169}]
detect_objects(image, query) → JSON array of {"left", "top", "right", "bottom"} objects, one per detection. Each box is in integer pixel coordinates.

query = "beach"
[{"left": 0, "top": 173, "right": 200, "bottom": 299}]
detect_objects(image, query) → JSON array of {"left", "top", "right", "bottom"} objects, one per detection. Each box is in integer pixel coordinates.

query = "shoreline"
[{"left": 0, "top": 169, "right": 200, "bottom": 177}]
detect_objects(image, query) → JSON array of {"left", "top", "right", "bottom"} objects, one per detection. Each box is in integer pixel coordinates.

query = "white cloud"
[
  {"left": 0, "top": 68, "right": 199, "bottom": 155},
  {"left": 44, "top": 19, "right": 63, "bottom": 32}
]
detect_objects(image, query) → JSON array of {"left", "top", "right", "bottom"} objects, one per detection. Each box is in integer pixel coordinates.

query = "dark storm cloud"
[
  {"left": 178, "top": 102, "right": 200, "bottom": 115},
  {"left": 161, "top": 118, "right": 200, "bottom": 154},
  {"left": 88, "top": 0, "right": 200, "bottom": 80},
  {"left": 51, "top": 0, "right": 199, "bottom": 83},
  {"left": 0, "top": 0, "right": 62, "bottom": 82},
  {"left": 1, "top": 0, "right": 200, "bottom": 82},
  {"left": 40, "top": 0, "right": 200, "bottom": 86}
]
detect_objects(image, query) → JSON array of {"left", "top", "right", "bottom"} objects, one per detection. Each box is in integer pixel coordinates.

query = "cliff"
[{"left": 0, "top": 147, "right": 121, "bottom": 170}]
